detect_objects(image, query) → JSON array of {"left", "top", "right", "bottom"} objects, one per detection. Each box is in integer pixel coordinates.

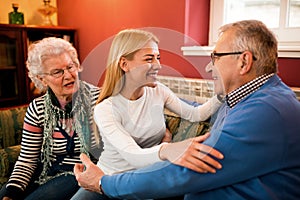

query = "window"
[
  {"left": 182, "top": 0, "right": 300, "bottom": 57},
  {"left": 209, "top": 0, "right": 300, "bottom": 47}
]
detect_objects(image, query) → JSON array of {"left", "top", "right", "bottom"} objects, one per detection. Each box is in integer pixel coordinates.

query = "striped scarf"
[{"left": 37, "top": 80, "right": 95, "bottom": 184}]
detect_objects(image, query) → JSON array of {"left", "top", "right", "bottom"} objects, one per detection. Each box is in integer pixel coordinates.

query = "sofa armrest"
[
  {"left": 0, "top": 148, "right": 9, "bottom": 178},
  {"left": 0, "top": 105, "right": 28, "bottom": 149},
  {"left": 0, "top": 145, "right": 21, "bottom": 186}
]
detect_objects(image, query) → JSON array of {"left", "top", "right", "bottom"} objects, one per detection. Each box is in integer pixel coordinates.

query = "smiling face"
[
  {"left": 122, "top": 40, "right": 161, "bottom": 90},
  {"left": 211, "top": 30, "right": 245, "bottom": 95},
  {"left": 39, "top": 52, "right": 79, "bottom": 103}
]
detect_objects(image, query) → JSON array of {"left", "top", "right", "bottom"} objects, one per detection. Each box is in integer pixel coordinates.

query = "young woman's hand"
[
  {"left": 159, "top": 132, "right": 224, "bottom": 173},
  {"left": 161, "top": 128, "right": 172, "bottom": 143}
]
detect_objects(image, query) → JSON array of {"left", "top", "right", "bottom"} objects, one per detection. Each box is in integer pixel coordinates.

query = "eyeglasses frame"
[
  {"left": 210, "top": 51, "right": 257, "bottom": 65},
  {"left": 40, "top": 63, "right": 78, "bottom": 78}
]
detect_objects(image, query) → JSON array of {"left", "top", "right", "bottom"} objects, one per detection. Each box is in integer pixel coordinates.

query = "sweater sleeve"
[
  {"left": 5, "top": 99, "right": 44, "bottom": 198},
  {"left": 161, "top": 83, "right": 223, "bottom": 122}
]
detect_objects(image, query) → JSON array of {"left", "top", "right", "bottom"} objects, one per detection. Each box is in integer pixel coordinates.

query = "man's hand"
[
  {"left": 74, "top": 153, "right": 105, "bottom": 193},
  {"left": 159, "top": 132, "right": 224, "bottom": 173}
]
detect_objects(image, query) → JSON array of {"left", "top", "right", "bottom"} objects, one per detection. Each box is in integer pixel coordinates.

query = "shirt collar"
[{"left": 226, "top": 73, "right": 274, "bottom": 108}]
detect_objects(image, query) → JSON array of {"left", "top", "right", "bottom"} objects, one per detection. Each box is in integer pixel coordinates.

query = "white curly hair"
[{"left": 26, "top": 37, "right": 82, "bottom": 92}]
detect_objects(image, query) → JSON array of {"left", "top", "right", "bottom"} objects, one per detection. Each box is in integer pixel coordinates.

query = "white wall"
[{"left": 0, "top": 0, "right": 57, "bottom": 25}]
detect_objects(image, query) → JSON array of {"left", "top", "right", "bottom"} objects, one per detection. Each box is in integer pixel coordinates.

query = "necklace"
[{"left": 49, "top": 102, "right": 73, "bottom": 134}]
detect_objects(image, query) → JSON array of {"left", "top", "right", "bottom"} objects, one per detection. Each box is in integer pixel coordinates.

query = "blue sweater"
[{"left": 102, "top": 75, "right": 300, "bottom": 200}]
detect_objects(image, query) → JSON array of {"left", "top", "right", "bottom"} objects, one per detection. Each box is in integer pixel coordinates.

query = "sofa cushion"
[
  {"left": 0, "top": 105, "right": 27, "bottom": 149},
  {"left": 0, "top": 145, "right": 21, "bottom": 187},
  {"left": 165, "top": 113, "right": 211, "bottom": 142},
  {"left": 0, "top": 148, "right": 9, "bottom": 178},
  {"left": 164, "top": 98, "right": 211, "bottom": 142}
]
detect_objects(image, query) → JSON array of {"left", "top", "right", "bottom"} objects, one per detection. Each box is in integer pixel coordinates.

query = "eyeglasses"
[
  {"left": 41, "top": 63, "right": 77, "bottom": 78},
  {"left": 210, "top": 51, "right": 243, "bottom": 65},
  {"left": 210, "top": 51, "right": 257, "bottom": 65}
]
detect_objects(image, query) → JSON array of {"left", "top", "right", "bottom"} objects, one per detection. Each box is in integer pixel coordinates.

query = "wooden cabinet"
[{"left": 0, "top": 24, "right": 78, "bottom": 108}]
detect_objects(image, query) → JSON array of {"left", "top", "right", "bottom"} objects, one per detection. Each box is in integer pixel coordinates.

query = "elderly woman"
[{"left": 0, "top": 37, "right": 100, "bottom": 200}]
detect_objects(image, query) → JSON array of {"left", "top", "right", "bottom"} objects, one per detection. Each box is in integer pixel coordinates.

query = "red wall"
[
  {"left": 57, "top": 0, "right": 211, "bottom": 86},
  {"left": 57, "top": 0, "right": 300, "bottom": 87},
  {"left": 278, "top": 58, "right": 300, "bottom": 87}
]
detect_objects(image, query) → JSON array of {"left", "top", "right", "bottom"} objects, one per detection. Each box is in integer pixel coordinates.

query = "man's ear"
[
  {"left": 239, "top": 51, "right": 253, "bottom": 75},
  {"left": 119, "top": 57, "right": 129, "bottom": 72}
]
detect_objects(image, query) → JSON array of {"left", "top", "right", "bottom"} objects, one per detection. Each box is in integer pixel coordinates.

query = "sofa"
[
  {"left": 0, "top": 103, "right": 210, "bottom": 188},
  {"left": 0, "top": 104, "right": 28, "bottom": 187}
]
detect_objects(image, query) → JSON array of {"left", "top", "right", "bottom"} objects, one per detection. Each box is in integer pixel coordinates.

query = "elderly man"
[{"left": 74, "top": 20, "right": 300, "bottom": 200}]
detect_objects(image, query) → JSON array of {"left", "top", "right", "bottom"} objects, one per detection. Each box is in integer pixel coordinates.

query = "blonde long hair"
[{"left": 96, "top": 29, "right": 159, "bottom": 104}]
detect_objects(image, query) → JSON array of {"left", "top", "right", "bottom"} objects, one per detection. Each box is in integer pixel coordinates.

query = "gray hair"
[
  {"left": 26, "top": 37, "right": 81, "bottom": 92},
  {"left": 219, "top": 20, "right": 278, "bottom": 75}
]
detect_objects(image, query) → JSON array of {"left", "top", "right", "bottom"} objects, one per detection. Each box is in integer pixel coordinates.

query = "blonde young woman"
[{"left": 72, "top": 29, "right": 224, "bottom": 200}]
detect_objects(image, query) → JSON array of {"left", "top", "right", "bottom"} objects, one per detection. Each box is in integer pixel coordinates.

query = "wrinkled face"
[
  {"left": 123, "top": 40, "right": 161, "bottom": 88},
  {"left": 209, "top": 30, "right": 242, "bottom": 95},
  {"left": 39, "top": 52, "right": 79, "bottom": 101}
]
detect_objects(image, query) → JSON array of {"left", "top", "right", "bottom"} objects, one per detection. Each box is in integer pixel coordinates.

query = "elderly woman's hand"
[{"left": 159, "top": 132, "right": 224, "bottom": 173}]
